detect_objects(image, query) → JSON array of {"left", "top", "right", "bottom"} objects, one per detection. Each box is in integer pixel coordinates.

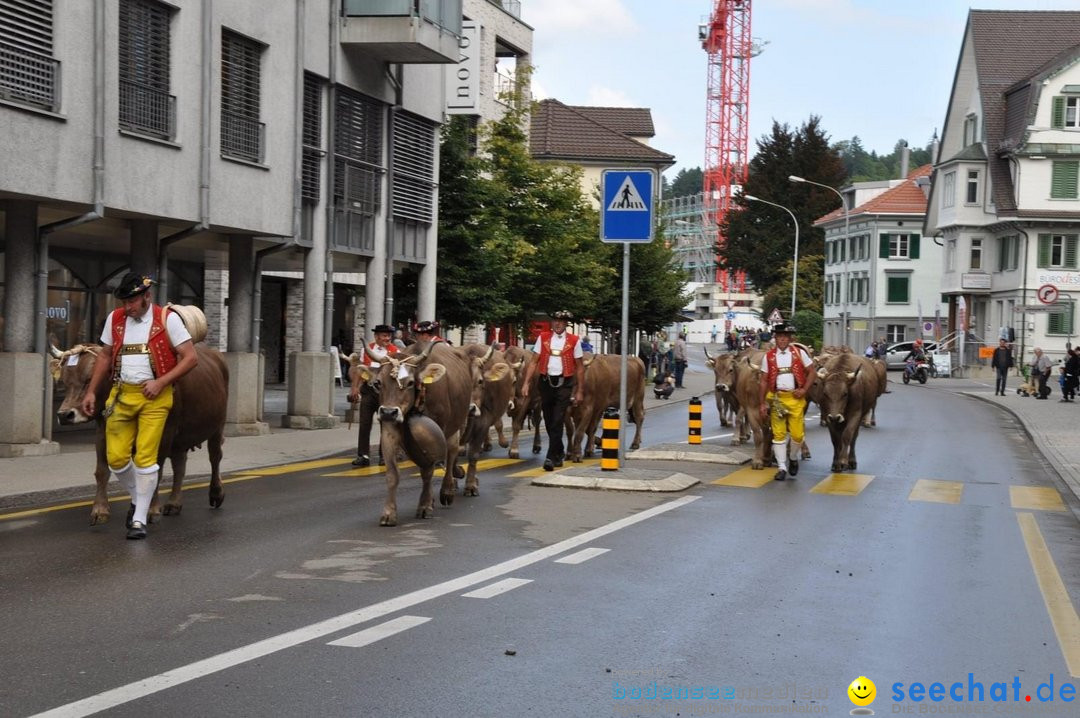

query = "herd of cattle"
[{"left": 47, "top": 339, "right": 887, "bottom": 529}]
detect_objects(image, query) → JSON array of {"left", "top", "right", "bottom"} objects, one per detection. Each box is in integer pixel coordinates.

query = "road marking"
[
  {"left": 554, "top": 547, "right": 610, "bottom": 564},
  {"left": 461, "top": 578, "right": 533, "bottom": 599},
  {"left": 711, "top": 466, "right": 775, "bottom": 488},
  {"left": 1010, "top": 486, "right": 1066, "bottom": 512},
  {"left": 234, "top": 458, "right": 354, "bottom": 476},
  {"left": 810, "top": 474, "right": 875, "bottom": 496},
  {"left": 909, "top": 479, "right": 964, "bottom": 504},
  {"left": 324, "top": 460, "right": 417, "bottom": 477},
  {"left": 1016, "top": 512, "right": 1080, "bottom": 677},
  {"left": 326, "top": 616, "right": 431, "bottom": 648},
  {"left": 29, "top": 495, "right": 700, "bottom": 718},
  {"left": 509, "top": 458, "right": 601, "bottom": 478},
  {"left": 471, "top": 458, "right": 524, "bottom": 471}
]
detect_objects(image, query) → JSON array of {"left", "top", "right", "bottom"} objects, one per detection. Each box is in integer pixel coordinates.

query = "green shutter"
[
  {"left": 1052, "top": 96, "right": 1066, "bottom": 129},
  {"left": 1051, "top": 161, "right": 1079, "bottom": 199},
  {"left": 1038, "top": 234, "right": 1050, "bottom": 268},
  {"left": 997, "top": 237, "right": 1006, "bottom": 272},
  {"left": 880, "top": 234, "right": 890, "bottom": 258},
  {"left": 886, "top": 276, "right": 908, "bottom": 303},
  {"left": 1067, "top": 235, "right": 1079, "bottom": 269},
  {"left": 1048, "top": 302, "right": 1073, "bottom": 335},
  {"left": 910, "top": 233, "right": 921, "bottom": 259}
]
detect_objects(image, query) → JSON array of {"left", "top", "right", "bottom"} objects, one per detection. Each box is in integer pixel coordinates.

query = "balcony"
[
  {"left": 0, "top": 41, "right": 61, "bottom": 112},
  {"left": 341, "top": 0, "right": 462, "bottom": 64}
]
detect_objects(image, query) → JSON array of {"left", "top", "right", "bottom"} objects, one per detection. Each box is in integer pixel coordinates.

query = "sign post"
[{"left": 601, "top": 169, "right": 656, "bottom": 465}]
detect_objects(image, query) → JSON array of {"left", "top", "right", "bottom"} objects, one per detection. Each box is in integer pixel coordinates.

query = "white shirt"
[
  {"left": 760, "top": 346, "right": 813, "bottom": 392},
  {"left": 101, "top": 306, "right": 192, "bottom": 384},
  {"left": 531, "top": 332, "right": 584, "bottom": 376}
]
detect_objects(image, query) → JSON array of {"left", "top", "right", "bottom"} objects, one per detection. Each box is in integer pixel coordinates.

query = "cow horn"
[
  {"left": 703, "top": 346, "right": 712, "bottom": 361},
  {"left": 418, "top": 339, "right": 437, "bottom": 360},
  {"left": 483, "top": 343, "right": 495, "bottom": 362},
  {"left": 49, "top": 344, "right": 64, "bottom": 359},
  {"left": 365, "top": 345, "right": 388, "bottom": 363}
]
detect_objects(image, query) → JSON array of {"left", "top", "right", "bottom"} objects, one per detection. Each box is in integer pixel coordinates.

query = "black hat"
[
  {"left": 415, "top": 320, "right": 439, "bottom": 334},
  {"left": 551, "top": 310, "right": 573, "bottom": 320},
  {"left": 372, "top": 324, "right": 394, "bottom": 335},
  {"left": 772, "top": 322, "right": 797, "bottom": 334},
  {"left": 114, "top": 272, "right": 155, "bottom": 299}
]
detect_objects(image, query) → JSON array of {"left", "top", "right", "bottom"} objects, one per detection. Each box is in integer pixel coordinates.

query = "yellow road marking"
[
  {"left": 234, "top": 458, "right": 354, "bottom": 476},
  {"left": 509, "top": 458, "right": 601, "bottom": 478},
  {"left": 810, "top": 473, "right": 874, "bottom": 496},
  {"left": 1016, "top": 512, "right": 1080, "bottom": 677},
  {"left": 324, "top": 461, "right": 416, "bottom": 477},
  {"left": 1010, "top": 486, "right": 1066, "bottom": 512},
  {"left": 909, "top": 479, "right": 964, "bottom": 504},
  {"left": 711, "top": 465, "right": 776, "bottom": 488}
]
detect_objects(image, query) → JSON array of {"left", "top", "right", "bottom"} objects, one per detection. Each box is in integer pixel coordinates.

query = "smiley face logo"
[{"left": 847, "top": 676, "right": 876, "bottom": 707}]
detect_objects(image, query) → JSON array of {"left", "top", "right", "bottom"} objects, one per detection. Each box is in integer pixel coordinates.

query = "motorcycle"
[{"left": 902, "top": 358, "right": 930, "bottom": 384}]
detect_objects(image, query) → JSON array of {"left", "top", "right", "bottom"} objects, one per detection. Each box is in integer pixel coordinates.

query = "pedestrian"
[
  {"left": 79, "top": 272, "right": 198, "bottom": 540},
  {"left": 348, "top": 324, "right": 398, "bottom": 467},
  {"left": 393, "top": 328, "right": 407, "bottom": 350},
  {"left": 673, "top": 332, "right": 688, "bottom": 388},
  {"left": 414, "top": 320, "right": 443, "bottom": 344},
  {"left": 864, "top": 341, "right": 878, "bottom": 359},
  {"left": 990, "top": 338, "right": 1014, "bottom": 396},
  {"left": 1030, "top": 347, "right": 1052, "bottom": 399},
  {"left": 1062, "top": 346, "right": 1080, "bottom": 402},
  {"left": 710, "top": 325, "right": 718, "bottom": 345},
  {"left": 758, "top": 322, "right": 815, "bottom": 481},
  {"left": 653, "top": 370, "right": 675, "bottom": 399},
  {"left": 521, "top": 310, "right": 584, "bottom": 471},
  {"left": 581, "top": 336, "right": 594, "bottom": 354}
]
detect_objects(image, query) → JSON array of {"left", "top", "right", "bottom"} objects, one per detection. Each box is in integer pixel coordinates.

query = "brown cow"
[
  {"left": 816, "top": 352, "right": 879, "bottom": 472},
  {"left": 50, "top": 343, "right": 228, "bottom": 525},
  {"left": 733, "top": 348, "right": 813, "bottom": 469},
  {"left": 502, "top": 345, "right": 542, "bottom": 459},
  {"left": 352, "top": 340, "right": 472, "bottom": 526},
  {"left": 458, "top": 343, "right": 514, "bottom": 497},
  {"left": 567, "top": 354, "right": 645, "bottom": 462},
  {"left": 703, "top": 347, "right": 737, "bottom": 430}
]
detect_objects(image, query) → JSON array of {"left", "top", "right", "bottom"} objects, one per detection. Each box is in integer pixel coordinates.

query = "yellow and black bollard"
[
  {"left": 601, "top": 406, "right": 620, "bottom": 471},
  {"left": 688, "top": 397, "right": 702, "bottom": 445}
]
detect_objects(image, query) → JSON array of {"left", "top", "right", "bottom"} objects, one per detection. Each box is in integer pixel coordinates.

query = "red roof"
[{"left": 813, "top": 165, "right": 932, "bottom": 226}]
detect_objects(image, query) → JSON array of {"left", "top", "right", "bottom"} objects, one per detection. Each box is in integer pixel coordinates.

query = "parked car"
[{"left": 884, "top": 340, "right": 938, "bottom": 370}]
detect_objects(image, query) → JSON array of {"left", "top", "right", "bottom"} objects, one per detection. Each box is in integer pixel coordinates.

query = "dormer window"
[
  {"left": 1052, "top": 95, "right": 1080, "bottom": 129},
  {"left": 964, "top": 114, "right": 978, "bottom": 146}
]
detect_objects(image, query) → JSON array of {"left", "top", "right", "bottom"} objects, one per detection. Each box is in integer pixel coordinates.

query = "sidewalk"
[{"left": 0, "top": 358, "right": 719, "bottom": 510}]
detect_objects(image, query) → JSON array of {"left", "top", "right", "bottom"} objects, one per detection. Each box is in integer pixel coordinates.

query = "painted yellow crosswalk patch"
[
  {"left": 909, "top": 479, "right": 964, "bottom": 504},
  {"left": 235, "top": 458, "right": 354, "bottom": 476},
  {"left": 810, "top": 473, "right": 874, "bottom": 496},
  {"left": 1010, "top": 486, "right": 1066, "bottom": 512},
  {"left": 325, "top": 461, "right": 416, "bottom": 477},
  {"left": 509, "top": 458, "right": 600, "bottom": 478},
  {"left": 711, "top": 465, "right": 776, "bottom": 488}
]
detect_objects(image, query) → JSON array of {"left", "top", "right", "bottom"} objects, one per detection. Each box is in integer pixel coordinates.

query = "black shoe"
[
  {"left": 126, "top": 521, "right": 147, "bottom": 540},
  {"left": 352, "top": 455, "right": 370, "bottom": 467},
  {"left": 788, "top": 458, "right": 799, "bottom": 477},
  {"left": 553, "top": 458, "right": 564, "bottom": 468},
  {"left": 125, "top": 503, "right": 135, "bottom": 529},
  {"left": 774, "top": 469, "right": 787, "bottom": 481},
  {"left": 543, "top": 459, "right": 554, "bottom": 472}
]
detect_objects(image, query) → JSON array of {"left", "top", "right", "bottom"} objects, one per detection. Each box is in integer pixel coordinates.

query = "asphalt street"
[{"left": 2, "top": 361, "right": 1078, "bottom": 718}]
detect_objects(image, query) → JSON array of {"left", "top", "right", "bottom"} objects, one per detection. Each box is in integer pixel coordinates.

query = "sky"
[{"left": 521, "top": 0, "right": 1080, "bottom": 178}]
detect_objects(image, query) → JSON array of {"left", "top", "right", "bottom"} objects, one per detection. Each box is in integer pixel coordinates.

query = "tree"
[
  {"left": 668, "top": 167, "right": 704, "bottom": 198},
  {"left": 758, "top": 253, "right": 824, "bottom": 323}
]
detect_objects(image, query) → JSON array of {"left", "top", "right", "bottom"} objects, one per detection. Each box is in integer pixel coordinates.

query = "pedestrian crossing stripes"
[
  {"left": 809, "top": 474, "right": 875, "bottom": 496},
  {"left": 1010, "top": 486, "right": 1067, "bottom": 512},
  {"left": 327, "top": 616, "right": 431, "bottom": 648},
  {"left": 909, "top": 479, "right": 964, "bottom": 504},
  {"left": 509, "top": 458, "right": 601, "bottom": 478}
]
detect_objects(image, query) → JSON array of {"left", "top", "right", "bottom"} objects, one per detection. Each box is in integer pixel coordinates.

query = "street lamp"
[
  {"left": 789, "top": 175, "right": 850, "bottom": 346},
  {"left": 744, "top": 194, "right": 799, "bottom": 319}
]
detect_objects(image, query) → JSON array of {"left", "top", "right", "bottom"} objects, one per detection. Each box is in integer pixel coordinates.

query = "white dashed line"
[
  {"left": 327, "top": 616, "right": 431, "bottom": 648},
  {"left": 461, "top": 578, "right": 533, "bottom": 599},
  {"left": 554, "top": 547, "right": 611, "bottom": 564}
]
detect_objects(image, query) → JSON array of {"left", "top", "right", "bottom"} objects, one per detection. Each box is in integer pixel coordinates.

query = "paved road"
[{"left": 2, "top": 379, "right": 1077, "bottom": 717}]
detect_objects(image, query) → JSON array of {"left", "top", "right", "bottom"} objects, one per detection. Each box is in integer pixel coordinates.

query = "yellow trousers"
[
  {"left": 105, "top": 383, "right": 173, "bottom": 470},
  {"left": 766, "top": 390, "right": 807, "bottom": 444}
]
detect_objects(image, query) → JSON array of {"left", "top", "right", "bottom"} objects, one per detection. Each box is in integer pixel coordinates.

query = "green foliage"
[
  {"left": 758, "top": 253, "right": 824, "bottom": 324},
  {"left": 791, "top": 309, "right": 824, "bottom": 352},
  {"left": 835, "top": 135, "right": 935, "bottom": 182},
  {"left": 667, "top": 167, "right": 704, "bottom": 199}
]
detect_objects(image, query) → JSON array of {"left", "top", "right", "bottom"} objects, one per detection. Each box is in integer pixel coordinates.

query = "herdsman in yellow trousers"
[
  {"left": 81, "top": 272, "right": 198, "bottom": 539},
  {"left": 758, "top": 322, "right": 815, "bottom": 481}
]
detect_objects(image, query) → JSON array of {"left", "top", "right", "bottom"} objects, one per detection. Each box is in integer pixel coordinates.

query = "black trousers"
[
  {"left": 539, "top": 375, "right": 574, "bottom": 461},
  {"left": 995, "top": 367, "right": 1008, "bottom": 394},
  {"left": 1036, "top": 371, "right": 1050, "bottom": 398},
  {"left": 355, "top": 384, "right": 380, "bottom": 458}
]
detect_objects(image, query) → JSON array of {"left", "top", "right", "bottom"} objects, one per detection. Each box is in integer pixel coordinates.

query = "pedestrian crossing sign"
[{"left": 601, "top": 169, "right": 655, "bottom": 242}]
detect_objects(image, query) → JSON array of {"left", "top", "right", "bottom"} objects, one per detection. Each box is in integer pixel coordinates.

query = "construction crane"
[{"left": 700, "top": 0, "right": 754, "bottom": 293}]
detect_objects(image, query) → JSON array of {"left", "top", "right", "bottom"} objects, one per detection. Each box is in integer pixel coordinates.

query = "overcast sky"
[{"left": 522, "top": 0, "right": 1080, "bottom": 177}]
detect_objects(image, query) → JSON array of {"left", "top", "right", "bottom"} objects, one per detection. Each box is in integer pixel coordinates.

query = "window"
[
  {"left": 942, "top": 171, "right": 956, "bottom": 208},
  {"left": 301, "top": 72, "right": 323, "bottom": 203},
  {"left": 880, "top": 233, "right": 921, "bottom": 260},
  {"left": 997, "top": 235, "right": 1019, "bottom": 272},
  {"left": 0, "top": 0, "right": 59, "bottom": 111},
  {"left": 333, "top": 86, "right": 385, "bottom": 252},
  {"left": 946, "top": 238, "right": 957, "bottom": 271},
  {"left": 886, "top": 325, "right": 905, "bottom": 343},
  {"left": 886, "top": 275, "right": 910, "bottom": 303},
  {"left": 1051, "top": 96, "right": 1080, "bottom": 129},
  {"left": 1048, "top": 302, "right": 1074, "bottom": 336},
  {"left": 970, "top": 238, "right": 983, "bottom": 270},
  {"left": 119, "top": 0, "right": 173, "bottom": 139},
  {"left": 220, "top": 29, "right": 264, "bottom": 163},
  {"left": 964, "top": 114, "right": 978, "bottom": 145},
  {"left": 965, "top": 170, "right": 980, "bottom": 204},
  {"left": 825, "top": 281, "right": 832, "bottom": 305},
  {"left": 391, "top": 110, "right": 437, "bottom": 223},
  {"left": 1038, "top": 234, "right": 1079, "bottom": 269},
  {"left": 1051, "top": 161, "right": 1079, "bottom": 200}
]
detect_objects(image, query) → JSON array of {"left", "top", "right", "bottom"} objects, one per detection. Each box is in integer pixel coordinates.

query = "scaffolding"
[{"left": 660, "top": 192, "right": 715, "bottom": 284}]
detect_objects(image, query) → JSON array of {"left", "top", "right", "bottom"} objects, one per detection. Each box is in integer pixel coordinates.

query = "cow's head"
[
  {"left": 50, "top": 344, "right": 105, "bottom": 425},
  {"left": 818, "top": 365, "right": 861, "bottom": 425},
  {"left": 466, "top": 344, "right": 510, "bottom": 417},
  {"left": 370, "top": 342, "right": 446, "bottom": 424},
  {"left": 711, "top": 353, "right": 737, "bottom": 393}
]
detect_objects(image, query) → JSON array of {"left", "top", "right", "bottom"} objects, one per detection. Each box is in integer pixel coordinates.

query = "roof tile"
[{"left": 530, "top": 99, "right": 674, "bottom": 165}]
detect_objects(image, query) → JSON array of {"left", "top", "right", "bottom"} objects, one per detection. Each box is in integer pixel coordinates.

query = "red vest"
[
  {"left": 110, "top": 305, "right": 178, "bottom": 380},
  {"left": 765, "top": 346, "right": 807, "bottom": 391},
  {"left": 537, "top": 331, "right": 578, "bottom": 376},
  {"left": 361, "top": 341, "right": 399, "bottom": 366}
]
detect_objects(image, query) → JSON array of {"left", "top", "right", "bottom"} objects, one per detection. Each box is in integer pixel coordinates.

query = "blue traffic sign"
[
  {"left": 726, "top": 311, "right": 736, "bottom": 320},
  {"left": 601, "top": 169, "right": 655, "bottom": 242}
]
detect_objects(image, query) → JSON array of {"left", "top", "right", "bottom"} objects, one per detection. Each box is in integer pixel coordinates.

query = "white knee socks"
[
  {"left": 772, "top": 440, "right": 788, "bottom": 469},
  {"left": 111, "top": 461, "right": 136, "bottom": 495},
  {"left": 132, "top": 464, "right": 160, "bottom": 525}
]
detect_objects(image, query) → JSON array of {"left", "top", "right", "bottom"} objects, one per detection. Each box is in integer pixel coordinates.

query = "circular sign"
[
  {"left": 726, "top": 311, "right": 736, "bottom": 320},
  {"left": 923, "top": 321, "right": 934, "bottom": 333},
  {"left": 1037, "top": 284, "right": 1059, "bottom": 305}
]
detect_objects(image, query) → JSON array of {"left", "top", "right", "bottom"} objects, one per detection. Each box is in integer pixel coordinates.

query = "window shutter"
[
  {"left": 887, "top": 276, "right": 908, "bottom": 303},
  {"left": 910, "top": 234, "right": 921, "bottom": 259},
  {"left": 0, "top": 0, "right": 58, "bottom": 110},
  {"left": 118, "top": 0, "right": 173, "bottom": 139},
  {"left": 1066, "top": 235, "right": 1079, "bottom": 270},
  {"left": 333, "top": 87, "right": 384, "bottom": 214},
  {"left": 1051, "top": 161, "right": 1079, "bottom": 199},
  {"left": 1037, "top": 234, "right": 1050, "bottom": 268},
  {"left": 879, "top": 234, "right": 890, "bottom": 258},
  {"left": 1048, "top": 303, "right": 1073, "bottom": 335},
  {"left": 221, "top": 30, "right": 263, "bottom": 162},
  {"left": 391, "top": 110, "right": 437, "bottom": 223},
  {"left": 301, "top": 72, "right": 323, "bottom": 203},
  {"left": 1052, "top": 96, "right": 1066, "bottom": 129}
]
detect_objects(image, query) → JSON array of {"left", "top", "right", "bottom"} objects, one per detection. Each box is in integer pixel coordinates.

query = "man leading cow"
[
  {"left": 521, "top": 310, "right": 584, "bottom": 472},
  {"left": 348, "top": 324, "right": 399, "bottom": 467},
  {"left": 758, "top": 322, "right": 815, "bottom": 482},
  {"left": 80, "top": 272, "right": 198, "bottom": 539}
]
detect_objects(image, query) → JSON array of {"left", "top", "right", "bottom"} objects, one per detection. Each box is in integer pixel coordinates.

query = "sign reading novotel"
[{"left": 445, "top": 21, "right": 479, "bottom": 114}]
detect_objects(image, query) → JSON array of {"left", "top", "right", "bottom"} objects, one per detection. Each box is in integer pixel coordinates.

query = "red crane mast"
[{"left": 702, "top": 0, "right": 752, "bottom": 293}]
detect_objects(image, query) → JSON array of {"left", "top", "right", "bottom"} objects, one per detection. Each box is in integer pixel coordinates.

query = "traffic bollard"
[
  {"left": 688, "top": 397, "right": 702, "bottom": 445},
  {"left": 601, "top": 405, "right": 620, "bottom": 471}
]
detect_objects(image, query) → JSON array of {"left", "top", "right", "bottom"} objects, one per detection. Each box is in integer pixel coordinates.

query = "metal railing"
[
  {"left": 494, "top": 71, "right": 516, "bottom": 104},
  {"left": 221, "top": 111, "right": 265, "bottom": 163},
  {"left": 0, "top": 41, "right": 60, "bottom": 112},
  {"left": 342, "top": 0, "right": 462, "bottom": 35},
  {"left": 119, "top": 79, "right": 176, "bottom": 139},
  {"left": 495, "top": 0, "right": 522, "bottom": 18}
]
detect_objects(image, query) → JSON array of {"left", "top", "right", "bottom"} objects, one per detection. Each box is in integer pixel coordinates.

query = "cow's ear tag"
[
  {"left": 66, "top": 355, "right": 79, "bottom": 367},
  {"left": 422, "top": 376, "right": 434, "bottom": 384}
]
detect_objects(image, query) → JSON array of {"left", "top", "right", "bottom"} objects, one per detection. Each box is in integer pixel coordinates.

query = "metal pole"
[
  {"left": 789, "top": 176, "right": 847, "bottom": 341},
  {"left": 744, "top": 195, "right": 798, "bottom": 317},
  {"left": 618, "top": 241, "right": 629, "bottom": 465}
]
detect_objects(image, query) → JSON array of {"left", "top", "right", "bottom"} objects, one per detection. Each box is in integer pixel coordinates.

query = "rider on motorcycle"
[{"left": 903, "top": 339, "right": 928, "bottom": 380}]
